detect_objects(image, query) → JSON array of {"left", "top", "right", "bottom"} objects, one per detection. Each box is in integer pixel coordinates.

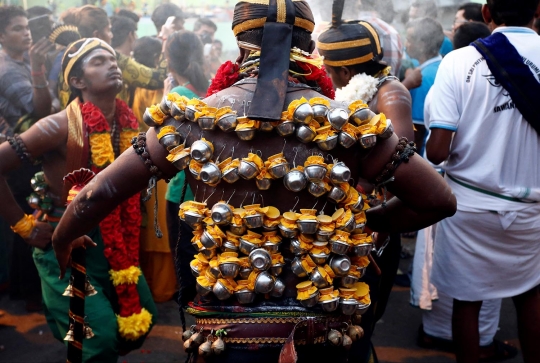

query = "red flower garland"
[{"left": 80, "top": 99, "right": 145, "bottom": 333}]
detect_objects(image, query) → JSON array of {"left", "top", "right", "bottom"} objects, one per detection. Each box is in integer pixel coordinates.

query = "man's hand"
[
  {"left": 53, "top": 235, "right": 97, "bottom": 279},
  {"left": 24, "top": 221, "right": 53, "bottom": 249},
  {"left": 402, "top": 68, "right": 422, "bottom": 90},
  {"left": 28, "top": 38, "right": 55, "bottom": 70}
]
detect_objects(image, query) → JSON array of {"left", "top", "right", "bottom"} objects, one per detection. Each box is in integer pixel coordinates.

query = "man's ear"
[
  {"left": 308, "top": 39, "right": 315, "bottom": 54},
  {"left": 69, "top": 76, "right": 87, "bottom": 91},
  {"left": 92, "top": 29, "right": 99, "bottom": 38},
  {"left": 339, "top": 66, "right": 353, "bottom": 84},
  {"left": 481, "top": 4, "right": 493, "bottom": 25},
  {"left": 236, "top": 47, "right": 249, "bottom": 65},
  {"left": 535, "top": 3, "right": 540, "bottom": 20}
]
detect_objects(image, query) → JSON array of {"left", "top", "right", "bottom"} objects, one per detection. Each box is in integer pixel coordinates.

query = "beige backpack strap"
[{"left": 62, "top": 98, "right": 87, "bottom": 201}]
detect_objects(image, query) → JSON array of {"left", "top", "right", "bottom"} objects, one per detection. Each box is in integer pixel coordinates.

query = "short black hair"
[
  {"left": 117, "top": 9, "right": 139, "bottom": 24},
  {"left": 133, "top": 36, "right": 162, "bottom": 68},
  {"left": 26, "top": 5, "right": 51, "bottom": 19},
  {"left": 151, "top": 3, "right": 183, "bottom": 33},
  {"left": 407, "top": 17, "right": 445, "bottom": 56},
  {"left": 193, "top": 17, "right": 217, "bottom": 32},
  {"left": 411, "top": 0, "right": 438, "bottom": 19},
  {"left": 453, "top": 21, "right": 491, "bottom": 49},
  {"left": 110, "top": 15, "right": 137, "bottom": 48},
  {"left": 237, "top": 28, "right": 312, "bottom": 52},
  {"left": 487, "top": 0, "right": 539, "bottom": 26},
  {"left": 0, "top": 6, "right": 27, "bottom": 34},
  {"left": 458, "top": 3, "right": 484, "bottom": 23}
]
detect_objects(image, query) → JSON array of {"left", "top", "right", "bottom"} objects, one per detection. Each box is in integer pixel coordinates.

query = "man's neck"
[
  {"left": 418, "top": 52, "right": 439, "bottom": 65},
  {"left": 115, "top": 43, "right": 132, "bottom": 57},
  {"left": 83, "top": 93, "right": 117, "bottom": 125},
  {"left": 1, "top": 46, "right": 25, "bottom": 62}
]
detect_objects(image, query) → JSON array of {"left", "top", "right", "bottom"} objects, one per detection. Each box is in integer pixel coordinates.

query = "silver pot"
[
  {"left": 329, "top": 239, "right": 350, "bottom": 255},
  {"left": 327, "top": 186, "right": 347, "bottom": 204},
  {"left": 142, "top": 108, "right": 159, "bottom": 127},
  {"left": 270, "top": 278, "right": 285, "bottom": 297},
  {"left": 330, "top": 162, "right": 351, "bottom": 184},
  {"left": 340, "top": 298, "right": 358, "bottom": 315},
  {"left": 159, "top": 132, "right": 182, "bottom": 151},
  {"left": 254, "top": 271, "right": 275, "bottom": 294},
  {"left": 299, "top": 292, "right": 319, "bottom": 308},
  {"left": 293, "top": 103, "right": 314, "bottom": 124},
  {"left": 354, "top": 265, "right": 367, "bottom": 279},
  {"left": 308, "top": 181, "right": 327, "bottom": 197},
  {"left": 244, "top": 214, "right": 264, "bottom": 229},
  {"left": 350, "top": 243, "right": 373, "bottom": 257},
  {"left": 350, "top": 107, "right": 375, "bottom": 125},
  {"left": 160, "top": 97, "right": 171, "bottom": 114},
  {"left": 229, "top": 223, "right": 247, "bottom": 236},
  {"left": 316, "top": 230, "right": 334, "bottom": 242},
  {"left": 211, "top": 203, "right": 233, "bottom": 226},
  {"left": 350, "top": 195, "right": 364, "bottom": 213},
  {"left": 359, "top": 134, "right": 377, "bottom": 149},
  {"left": 201, "top": 231, "right": 219, "bottom": 249},
  {"left": 295, "top": 125, "right": 316, "bottom": 143},
  {"left": 312, "top": 104, "right": 329, "bottom": 122},
  {"left": 238, "top": 160, "right": 259, "bottom": 180},
  {"left": 249, "top": 248, "right": 272, "bottom": 271},
  {"left": 297, "top": 219, "right": 319, "bottom": 235},
  {"left": 276, "top": 121, "right": 296, "bottom": 137},
  {"left": 260, "top": 121, "right": 274, "bottom": 132},
  {"left": 235, "top": 289, "right": 256, "bottom": 304},
  {"left": 170, "top": 102, "right": 185, "bottom": 121},
  {"left": 219, "top": 262, "right": 240, "bottom": 279},
  {"left": 190, "top": 140, "right": 213, "bottom": 163},
  {"left": 309, "top": 252, "right": 330, "bottom": 265},
  {"left": 278, "top": 224, "right": 298, "bottom": 239},
  {"left": 196, "top": 281, "right": 214, "bottom": 297},
  {"left": 340, "top": 274, "right": 359, "bottom": 288},
  {"left": 339, "top": 131, "right": 357, "bottom": 149},
  {"left": 327, "top": 108, "right": 349, "bottom": 130},
  {"left": 27, "top": 193, "right": 40, "bottom": 209},
  {"left": 268, "top": 162, "right": 290, "bottom": 179},
  {"left": 263, "top": 241, "right": 281, "bottom": 254},
  {"left": 236, "top": 128, "right": 257, "bottom": 141},
  {"left": 291, "top": 257, "right": 308, "bottom": 278},
  {"left": 310, "top": 268, "right": 330, "bottom": 289},
  {"left": 200, "top": 162, "right": 222, "bottom": 185},
  {"left": 197, "top": 116, "right": 216, "bottom": 131},
  {"left": 222, "top": 167, "right": 240, "bottom": 184},
  {"left": 209, "top": 264, "right": 221, "bottom": 279},
  {"left": 239, "top": 266, "right": 253, "bottom": 280},
  {"left": 378, "top": 119, "right": 394, "bottom": 139},
  {"left": 185, "top": 105, "right": 198, "bottom": 122},
  {"left": 319, "top": 297, "right": 339, "bottom": 312},
  {"left": 239, "top": 238, "right": 259, "bottom": 255},
  {"left": 213, "top": 280, "right": 232, "bottom": 300},
  {"left": 189, "top": 164, "right": 201, "bottom": 181},
  {"left": 356, "top": 302, "right": 371, "bottom": 315},
  {"left": 304, "top": 164, "right": 327, "bottom": 183},
  {"left": 190, "top": 264, "right": 201, "bottom": 278},
  {"left": 337, "top": 215, "right": 356, "bottom": 233},
  {"left": 200, "top": 247, "right": 217, "bottom": 259},
  {"left": 353, "top": 223, "right": 366, "bottom": 234},
  {"left": 221, "top": 241, "right": 239, "bottom": 253},
  {"left": 270, "top": 263, "right": 284, "bottom": 277},
  {"left": 256, "top": 178, "right": 272, "bottom": 191},
  {"left": 183, "top": 211, "right": 204, "bottom": 229},
  {"left": 289, "top": 238, "right": 308, "bottom": 255},
  {"left": 316, "top": 134, "right": 338, "bottom": 151},
  {"left": 329, "top": 255, "right": 351, "bottom": 276},
  {"left": 262, "top": 224, "right": 278, "bottom": 232},
  {"left": 283, "top": 170, "right": 307, "bottom": 192},
  {"left": 216, "top": 113, "right": 237, "bottom": 132},
  {"left": 171, "top": 153, "right": 191, "bottom": 171}
]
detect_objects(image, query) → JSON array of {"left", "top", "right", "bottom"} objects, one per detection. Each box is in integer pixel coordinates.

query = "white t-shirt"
[{"left": 428, "top": 27, "right": 540, "bottom": 211}]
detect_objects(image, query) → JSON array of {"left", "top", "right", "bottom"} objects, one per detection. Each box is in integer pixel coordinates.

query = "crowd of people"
[{"left": 0, "top": 0, "right": 538, "bottom": 362}]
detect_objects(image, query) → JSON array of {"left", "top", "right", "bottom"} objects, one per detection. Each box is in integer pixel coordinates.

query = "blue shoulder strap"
[{"left": 471, "top": 32, "right": 540, "bottom": 135}]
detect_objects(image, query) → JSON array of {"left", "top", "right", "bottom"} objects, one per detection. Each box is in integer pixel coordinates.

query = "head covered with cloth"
[{"left": 62, "top": 37, "right": 121, "bottom": 103}]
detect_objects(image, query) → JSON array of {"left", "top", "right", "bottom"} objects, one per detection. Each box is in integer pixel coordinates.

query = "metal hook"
[
  {"left": 203, "top": 188, "right": 217, "bottom": 203},
  {"left": 251, "top": 191, "right": 257, "bottom": 205},
  {"left": 290, "top": 196, "right": 300, "bottom": 212},
  {"left": 181, "top": 125, "right": 192, "bottom": 147},
  {"left": 239, "top": 191, "right": 249, "bottom": 208},
  {"left": 201, "top": 187, "right": 206, "bottom": 202},
  {"left": 226, "top": 189, "right": 236, "bottom": 204},
  {"left": 217, "top": 96, "right": 226, "bottom": 109},
  {"left": 311, "top": 200, "right": 319, "bottom": 210},
  {"left": 194, "top": 185, "right": 199, "bottom": 201},
  {"left": 175, "top": 121, "right": 186, "bottom": 133},
  {"left": 220, "top": 188, "right": 225, "bottom": 201},
  {"left": 255, "top": 150, "right": 262, "bottom": 158},
  {"left": 291, "top": 147, "right": 300, "bottom": 168},
  {"left": 326, "top": 154, "right": 337, "bottom": 165},
  {"left": 215, "top": 144, "right": 227, "bottom": 164},
  {"left": 230, "top": 142, "right": 240, "bottom": 159},
  {"left": 349, "top": 178, "right": 355, "bottom": 187},
  {"left": 242, "top": 100, "right": 247, "bottom": 116},
  {"left": 259, "top": 194, "right": 265, "bottom": 207},
  {"left": 281, "top": 139, "right": 287, "bottom": 154},
  {"left": 318, "top": 201, "right": 328, "bottom": 215}
]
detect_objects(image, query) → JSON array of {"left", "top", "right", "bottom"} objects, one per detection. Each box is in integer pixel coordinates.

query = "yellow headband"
[{"left": 63, "top": 38, "right": 116, "bottom": 86}]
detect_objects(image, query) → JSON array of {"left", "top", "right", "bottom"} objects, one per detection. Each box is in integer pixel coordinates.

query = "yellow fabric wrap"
[
  {"left": 247, "top": 271, "right": 260, "bottom": 290},
  {"left": 195, "top": 106, "right": 217, "bottom": 121},
  {"left": 157, "top": 125, "right": 176, "bottom": 139},
  {"left": 304, "top": 155, "right": 325, "bottom": 167},
  {"left": 323, "top": 264, "right": 336, "bottom": 278},
  {"left": 357, "top": 113, "right": 387, "bottom": 135},
  {"left": 263, "top": 231, "right": 282, "bottom": 244},
  {"left": 319, "top": 289, "right": 339, "bottom": 301},
  {"left": 217, "top": 278, "right": 237, "bottom": 293},
  {"left": 89, "top": 133, "right": 115, "bottom": 168},
  {"left": 348, "top": 101, "right": 369, "bottom": 115},
  {"left": 353, "top": 282, "right": 370, "bottom": 302},
  {"left": 222, "top": 158, "right": 240, "bottom": 173},
  {"left": 352, "top": 256, "right": 370, "bottom": 268},
  {"left": 241, "top": 230, "right": 263, "bottom": 244},
  {"left": 331, "top": 230, "right": 351, "bottom": 244},
  {"left": 297, "top": 281, "right": 318, "bottom": 300},
  {"left": 239, "top": 257, "right": 251, "bottom": 268},
  {"left": 300, "top": 255, "right": 316, "bottom": 273},
  {"left": 311, "top": 244, "right": 330, "bottom": 255},
  {"left": 256, "top": 167, "right": 272, "bottom": 180},
  {"left": 109, "top": 266, "right": 142, "bottom": 286},
  {"left": 341, "top": 123, "right": 358, "bottom": 137},
  {"left": 189, "top": 159, "right": 204, "bottom": 173},
  {"left": 313, "top": 125, "right": 336, "bottom": 141},
  {"left": 117, "top": 308, "right": 152, "bottom": 341},
  {"left": 267, "top": 152, "right": 288, "bottom": 168},
  {"left": 335, "top": 209, "right": 353, "bottom": 228},
  {"left": 309, "top": 97, "right": 330, "bottom": 108},
  {"left": 243, "top": 153, "right": 264, "bottom": 170},
  {"left": 317, "top": 266, "right": 333, "bottom": 284},
  {"left": 355, "top": 211, "right": 367, "bottom": 224},
  {"left": 187, "top": 98, "right": 206, "bottom": 109},
  {"left": 219, "top": 252, "right": 240, "bottom": 264},
  {"left": 148, "top": 104, "right": 166, "bottom": 124},
  {"left": 235, "top": 280, "right": 253, "bottom": 292},
  {"left": 287, "top": 96, "right": 309, "bottom": 120},
  {"left": 197, "top": 275, "right": 214, "bottom": 288},
  {"left": 235, "top": 116, "right": 259, "bottom": 130},
  {"left": 339, "top": 288, "right": 356, "bottom": 299},
  {"left": 271, "top": 253, "right": 285, "bottom": 265},
  {"left": 10, "top": 214, "right": 36, "bottom": 239},
  {"left": 216, "top": 106, "right": 235, "bottom": 119},
  {"left": 351, "top": 233, "right": 373, "bottom": 245}
]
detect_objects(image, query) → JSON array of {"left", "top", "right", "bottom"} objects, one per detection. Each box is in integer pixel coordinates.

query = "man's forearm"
[
  {"left": 31, "top": 72, "right": 53, "bottom": 118},
  {"left": 0, "top": 176, "right": 27, "bottom": 226}
]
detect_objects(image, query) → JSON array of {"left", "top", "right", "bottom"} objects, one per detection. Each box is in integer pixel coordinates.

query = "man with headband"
[
  {"left": 52, "top": 1, "right": 455, "bottom": 362},
  {"left": 0, "top": 38, "right": 156, "bottom": 362}
]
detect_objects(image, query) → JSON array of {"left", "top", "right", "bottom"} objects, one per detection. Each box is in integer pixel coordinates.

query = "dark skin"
[
  {"left": 0, "top": 48, "right": 122, "bottom": 250},
  {"left": 0, "top": 15, "right": 55, "bottom": 119},
  {"left": 52, "top": 44, "right": 456, "bottom": 279},
  {"left": 427, "top": 5, "right": 540, "bottom": 363}
]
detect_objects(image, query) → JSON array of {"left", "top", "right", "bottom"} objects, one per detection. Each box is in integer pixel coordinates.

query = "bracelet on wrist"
[
  {"left": 11, "top": 214, "right": 36, "bottom": 239},
  {"left": 33, "top": 81, "right": 49, "bottom": 89}
]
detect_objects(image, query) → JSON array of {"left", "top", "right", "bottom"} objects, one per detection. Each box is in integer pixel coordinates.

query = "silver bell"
[
  {"left": 312, "top": 104, "right": 329, "bottom": 122},
  {"left": 359, "top": 134, "right": 377, "bottom": 149},
  {"left": 316, "top": 135, "right": 338, "bottom": 151},
  {"left": 330, "top": 162, "right": 351, "bottom": 184},
  {"left": 295, "top": 125, "right": 316, "bottom": 143},
  {"left": 276, "top": 121, "right": 296, "bottom": 137},
  {"left": 268, "top": 162, "right": 290, "bottom": 179},
  {"left": 350, "top": 107, "right": 376, "bottom": 125},
  {"left": 304, "top": 164, "right": 327, "bottom": 183},
  {"left": 190, "top": 140, "right": 214, "bottom": 163},
  {"left": 293, "top": 103, "right": 314, "bottom": 124},
  {"left": 327, "top": 108, "right": 349, "bottom": 130},
  {"left": 211, "top": 202, "right": 233, "bottom": 226},
  {"left": 197, "top": 116, "right": 216, "bottom": 131},
  {"left": 308, "top": 181, "right": 327, "bottom": 197},
  {"left": 256, "top": 178, "right": 272, "bottom": 190},
  {"left": 200, "top": 162, "right": 222, "bottom": 185},
  {"left": 216, "top": 113, "right": 238, "bottom": 132},
  {"left": 283, "top": 170, "right": 307, "bottom": 192},
  {"left": 238, "top": 160, "right": 260, "bottom": 180}
]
